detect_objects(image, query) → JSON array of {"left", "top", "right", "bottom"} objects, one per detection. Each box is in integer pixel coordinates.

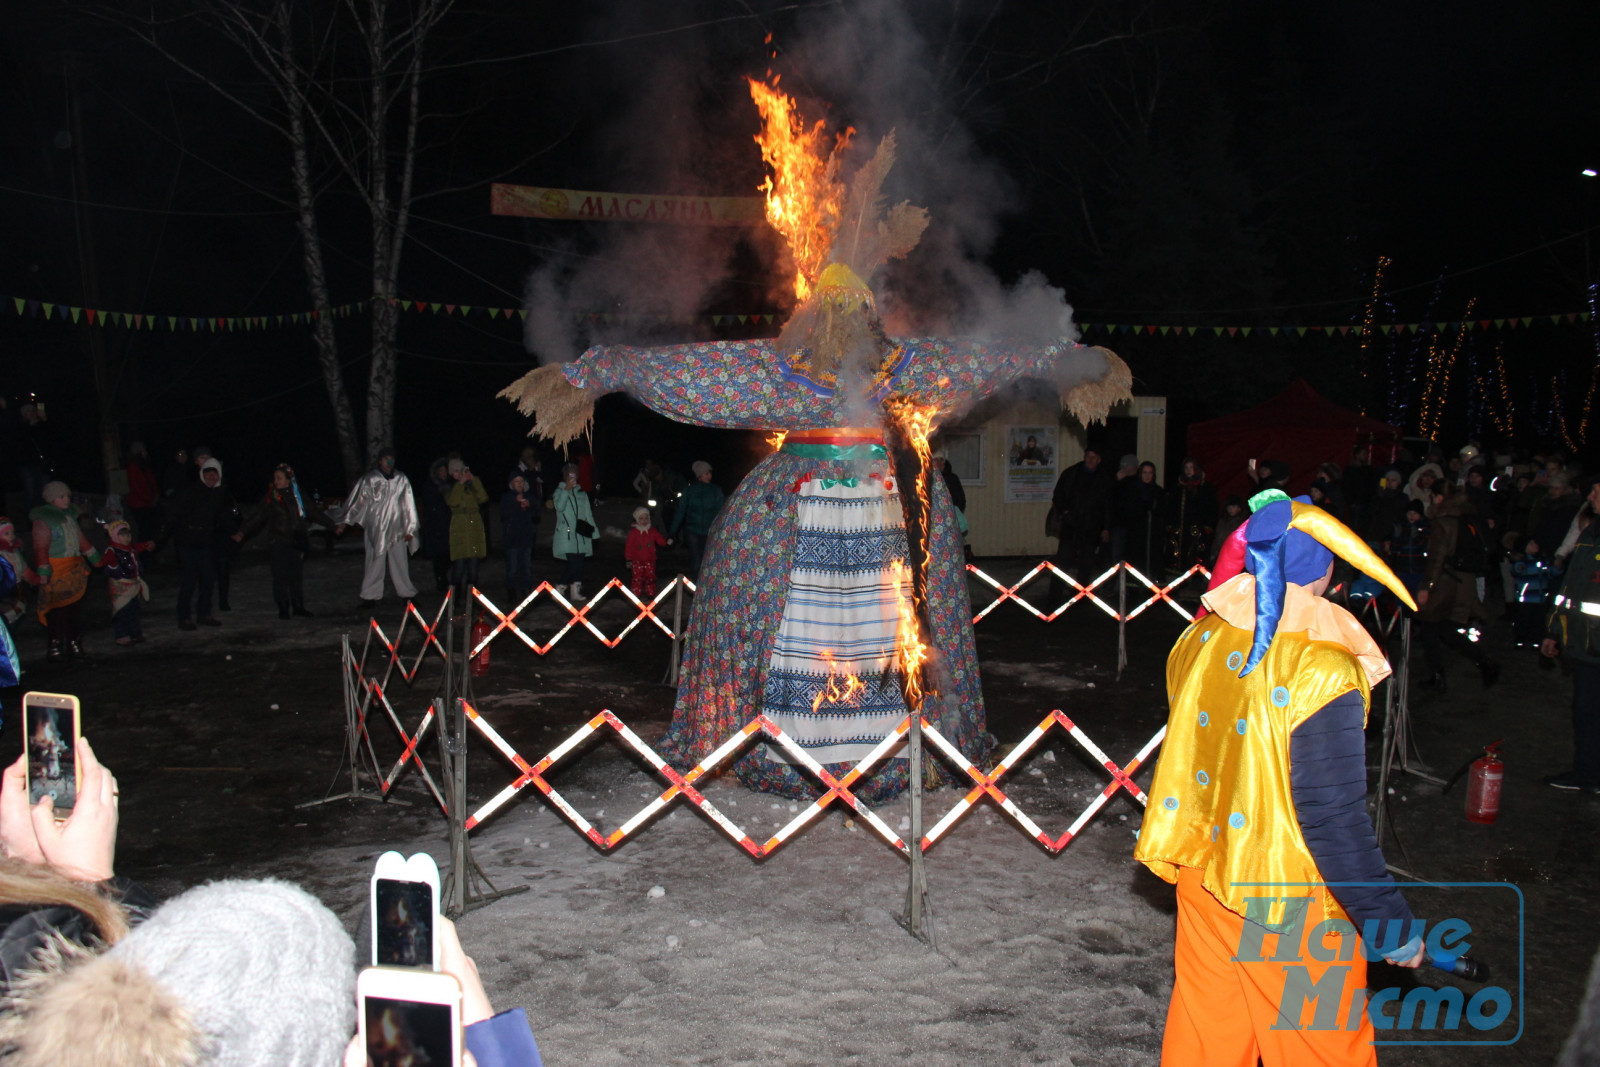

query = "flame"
[
  {"left": 811, "top": 649, "right": 865, "bottom": 713},
  {"left": 766, "top": 429, "right": 788, "bottom": 452},
  {"left": 884, "top": 397, "right": 940, "bottom": 710},
  {"left": 889, "top": 559, "right": 927, "bottom": 709},
  {"left": 747, "top": 74, "right": 853, "bottom": 301}
]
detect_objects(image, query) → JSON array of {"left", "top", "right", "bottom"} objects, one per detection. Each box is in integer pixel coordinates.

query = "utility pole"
[{"left": 63, "top": 54, "right": 125, "bottom": 495}]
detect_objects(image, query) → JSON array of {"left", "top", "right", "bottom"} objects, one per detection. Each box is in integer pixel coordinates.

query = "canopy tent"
[{"left": 1186, "top": 379, "right": 1401, "bottom": 501}]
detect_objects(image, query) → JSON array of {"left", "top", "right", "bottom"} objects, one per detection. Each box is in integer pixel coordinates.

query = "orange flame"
[
  {"left": 765, "top": 429, "right": 788, "bottom": 452},
  {"left": 746, "top": 74, "right": 853, "bottom": 301},
  {"left": 885, "top": 398, "right": 940, "bottom": 710},
  {"left": 811, "top": 649, "right": 866, "bottom": 713}
]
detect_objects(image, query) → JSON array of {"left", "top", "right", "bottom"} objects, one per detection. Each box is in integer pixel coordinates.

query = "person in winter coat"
[
  {"left": 1415, "top": 482, "right": 1500, "bottom": 693},
  {"left": 444, "top": 459, "right": 489, "bottom": 599},
  {"left": 1050, "top": 448, "right": 1112, "bottom": 582},
  {"left": 31, "top": 481, "right": 102, "bottom": 659},
  {"left": 334, "top": 448, "right": 419, "bottom": 607},
  {"left": 164, "top": 459, "right": 234, "bottom": 630},
  {"left": 551, "top": 462, "right": 597, "bottom": 600},
  {"left": 209, "top": 463, "right": 245, "bottom": 613},
  {"left": 123, "top": 442, "right": 160, "bottom": 541},
  {"left": 419, "top": 458, "right": 453, "bottom": 593},
  {"left": 235, "top": 464, "right": 335, "bottom": 619},
  {"left": 1114, "top": 461, "right": 1165, "bottom": 576},
  {"left": 102, "top": 521, "right": 151, "bottom": 645},
  {"left": 1164, "top": 457, "right": 1217, "bottom": 572},
  {"left": 500, "top": 473, "right": 539, "bottom": 600},
  {"left": 668, "top": 460, "right": 724, "bottom": 581},
  {"left": 0, "top": 517, "right": 38, "bottom": 626},
  {"left": 625, "top": 506, "right": 668, "bottom": 600},
  {"left": 1541, "top": 476, "right": 1600, "bottom": 793}
]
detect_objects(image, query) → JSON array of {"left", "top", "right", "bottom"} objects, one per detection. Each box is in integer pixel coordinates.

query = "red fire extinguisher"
[
  {"left": 470, "top": 616, "right": 492, "bottom": 678},
  {"left": 1464, "top": 740, "right": 1504, "bottom": 824}
]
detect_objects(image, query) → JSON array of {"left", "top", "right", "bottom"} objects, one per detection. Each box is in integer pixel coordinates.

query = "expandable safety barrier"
[{"left": 343, "top": 605, "right": 1163, "bottom": 859}]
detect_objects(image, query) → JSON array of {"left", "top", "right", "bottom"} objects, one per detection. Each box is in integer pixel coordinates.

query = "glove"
[
  {"left": 86, "top": 550, "right": 103, "bottom": 566},
  {"left": 34, "top": 565, "right": 51, "bottom": 581}
]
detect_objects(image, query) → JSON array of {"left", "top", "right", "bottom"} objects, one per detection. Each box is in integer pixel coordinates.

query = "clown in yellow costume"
[{"left": 1134, "top": 491, "right": 1427, "bottom": 1066}]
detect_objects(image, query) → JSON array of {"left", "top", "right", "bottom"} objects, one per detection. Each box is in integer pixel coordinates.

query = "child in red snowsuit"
[{"left": 625, "top": 506, "right": 668, "bottom": 600}]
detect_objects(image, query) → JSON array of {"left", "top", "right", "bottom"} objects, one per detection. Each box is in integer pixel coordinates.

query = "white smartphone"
[
  {"left": 22, "top": 692, "right": 81, "bottom": 812},
  {"left": 370, "top": 851, "right": 441, "bottom": 969},
  {"left": 358, "top": 966, "right": 462, "bottom": 1067}
]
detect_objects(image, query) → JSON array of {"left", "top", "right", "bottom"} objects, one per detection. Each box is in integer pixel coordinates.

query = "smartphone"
[
  {"left": 22, "top": 692, "right": 80, "bottom": 812},
  {"left": 371, "top": 851, "right": 441, "bottom": 969},
  {"left": 358, "top": 966, "right": 462, "bottom": 1067}
]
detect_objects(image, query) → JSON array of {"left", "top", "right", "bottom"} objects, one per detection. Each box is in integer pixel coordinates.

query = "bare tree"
[{"left": 106, "top": 0, "right": 453, "bottom": 481}]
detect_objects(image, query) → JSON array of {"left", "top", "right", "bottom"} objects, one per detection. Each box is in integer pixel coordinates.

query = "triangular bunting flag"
[
  {"left": 517, "top": 309, "right": 527, "bottom": 320},
  {"left": 70, "top": 307, "right": 81, "bottom": 324},
  {"left": 1213, "top": 327, "right": 1225, "bottom": 337},
  {"left": 1145, "top": 325, "right": 1157, "bottom": 335},
  {"left": 42, "top": 303, "right": 55, "bottom": 319},
  {"left": 414, "top": 301, "right": 426, "bottom": 313},
  {"left": 85, "top": 308, "right": 96, "bottom": 324},
  {"left": 445, "top": 304, "right": 457, "bottom": 315},
  {"left": 1268, "top": 327, "right": 1280, "bottom": 337},
  {"left": 1295, "top": 327, "right": 1308, "bottom": 337},
  {"left": 1158, "top": 326, "right": 1170, "bottom": 336},
  {"left": 1241, "top": 327, "right": 1253, "bottom": 337},
  {"left": 1338, "top": 326, "right": 1350, "bottom": 336},
  {"left": 1568, "top": 313, "right": 1578, "bottom": 322},
  {"left": 1551, "top": 315, "right": 1561, "bottom": 324},
  {"left": 430, "top": 303, "right": 442, "bottom": 314},
  {"left": 1494, "top": 319, "right": 1504, "bottom": 328},
  {"left": 765, "top": 314, "right": 775, "bottom": 324},
  {"left": 11, "top": 297, "right": 22, "bottom": 315}
]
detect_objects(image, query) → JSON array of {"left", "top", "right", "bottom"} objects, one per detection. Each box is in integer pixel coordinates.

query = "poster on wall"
[{"left": 1004, "top": 425, "right": 1058, "bottom": 503}]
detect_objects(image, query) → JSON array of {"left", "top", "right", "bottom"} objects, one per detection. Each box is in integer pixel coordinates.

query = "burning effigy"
[{"left": 501, "top": 78, "right": 1132, "bottom": 801}]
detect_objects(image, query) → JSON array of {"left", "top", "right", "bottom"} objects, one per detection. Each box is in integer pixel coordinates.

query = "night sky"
[{"left": 3, "top": 0, "right": 1598, "bottom": 497}]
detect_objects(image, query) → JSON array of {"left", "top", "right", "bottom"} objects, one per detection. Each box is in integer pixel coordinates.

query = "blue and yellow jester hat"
[{"left": 1229, "top": 490, "right": 1417, "bottom": 677}]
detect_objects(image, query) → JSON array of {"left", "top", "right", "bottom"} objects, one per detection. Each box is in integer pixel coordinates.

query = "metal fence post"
[
  {"left": 663, "top": 576, "right": 685, "bottom": 687},
  {"left": 1116, "top": 564, "right": 1129, "bottom": 680}
]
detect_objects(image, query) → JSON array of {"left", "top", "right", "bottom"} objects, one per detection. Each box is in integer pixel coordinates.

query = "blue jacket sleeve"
[
  {"left": 1290, "top": 690, "right": 1417, "bottom": 951},
  {"left": 464, "top": 1007, "right": 543, "bottom": 1067}
]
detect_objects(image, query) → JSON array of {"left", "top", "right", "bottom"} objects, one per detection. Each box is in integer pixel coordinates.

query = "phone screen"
[
  {"left": 365, "top": 996, "right": 454, "bottom": 1065},
  {"left": 25, "top": 699, "right": 76, "bottom": 810},
  {"left": 374, "top": 879, "right": 434, "bottom": 967}
]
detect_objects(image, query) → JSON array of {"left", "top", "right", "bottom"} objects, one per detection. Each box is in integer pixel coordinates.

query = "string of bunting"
[{"left": 0, "top": 291, "right": 1591, "bottom": 336}]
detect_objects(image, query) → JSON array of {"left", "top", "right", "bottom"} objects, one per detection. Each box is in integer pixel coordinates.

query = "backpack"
[{"left": 1447, "top": 514, "right": 1494, "bottom": 574}]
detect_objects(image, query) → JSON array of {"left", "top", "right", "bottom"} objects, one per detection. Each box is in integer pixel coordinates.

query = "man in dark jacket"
[
  {"left": 1415, "top": 482, "right": 1500, "bottom": 692},
  {"left": 164, "top": 458, "right": 236, "bottom": 629},
  {"left": 1050, "top": 448, "right": 1111, "bottom": 582},
  {"left": 1541, "top": 476, "right": 1600, "bottom": 793}
]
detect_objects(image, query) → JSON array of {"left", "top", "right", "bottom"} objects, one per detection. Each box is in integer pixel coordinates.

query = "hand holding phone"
[
  {"left": 4, "top": 735, "right": 118, "bottom": 881},
  {"left": 371, "top": 851, "right": 441, "bottom": 969},
  {"left": 357, "top": 966, "right": 463, "bottom": 1067},
  {"left": 23, "top": 692, "right": 80, "bottom": 812}
]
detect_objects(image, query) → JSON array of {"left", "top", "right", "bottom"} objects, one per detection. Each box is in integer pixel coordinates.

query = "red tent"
[{"left": 1186, "top": 379, "right": 1401, "bottom": 501}]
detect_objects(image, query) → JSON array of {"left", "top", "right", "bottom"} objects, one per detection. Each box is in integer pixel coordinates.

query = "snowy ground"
[{"left": 5, "top": 515, "right": 1595, "bottom": 1066}]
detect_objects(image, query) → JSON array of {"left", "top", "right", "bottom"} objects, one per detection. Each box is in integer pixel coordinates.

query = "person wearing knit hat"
[
  {"left": 668, "top": 461, "right": 723, "bottom": 582},
  {"left": 29, "top": 482, "right": 102, "bottom": 661},
  {"left": 102, "top": 520, "right": 152, "bottom": 646},
  {"left": 0, "top": 515, "right": 37, "bottom": 627},
  {"left": 3, "top": 879, "right": 357, "bottom": 1067},
  {"left": 1137, "top": 490, "right": 1425, "bottom": 1064},
  {"left": 164, "top": 460, "right": 237, "bottom": 630}
]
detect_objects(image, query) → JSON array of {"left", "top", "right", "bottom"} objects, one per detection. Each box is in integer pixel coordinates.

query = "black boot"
[
  {"left": 278, "top": 601, "right": 291, "bottom": 620},
  {"left": 292, "top": 597, "right": 313, "bottom": 617},
  {"left": 67, "top": 640, "right": 88, "bottom": 661},
  {"left": 47, "top": 639, "right": 64, "bottom": 662},
  {"left": 1479, "top": 660, "right": 1502, "bottom": 689}
]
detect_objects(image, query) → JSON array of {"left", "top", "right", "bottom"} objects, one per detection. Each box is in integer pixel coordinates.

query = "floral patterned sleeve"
[
  {"left": 888, "top": 338, "right": 1110, "bottom": 415},
  {"left": 562, "top": 340, "right": 827, "bottom": 430}
]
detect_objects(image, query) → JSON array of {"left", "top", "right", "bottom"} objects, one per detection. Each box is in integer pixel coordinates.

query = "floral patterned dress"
[{"left": 564, "top": 336, "right": 1107, "bottom": 801}]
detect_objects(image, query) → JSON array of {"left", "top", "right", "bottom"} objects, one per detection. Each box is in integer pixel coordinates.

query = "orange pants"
[{"left": 1162, "top": 866, "right": 1377, "bottom": 1067}]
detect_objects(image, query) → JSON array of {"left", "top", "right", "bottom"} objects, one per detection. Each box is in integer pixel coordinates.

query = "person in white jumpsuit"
[{"left": 335, "top": 449, "right": 418, "bottom": 605}]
